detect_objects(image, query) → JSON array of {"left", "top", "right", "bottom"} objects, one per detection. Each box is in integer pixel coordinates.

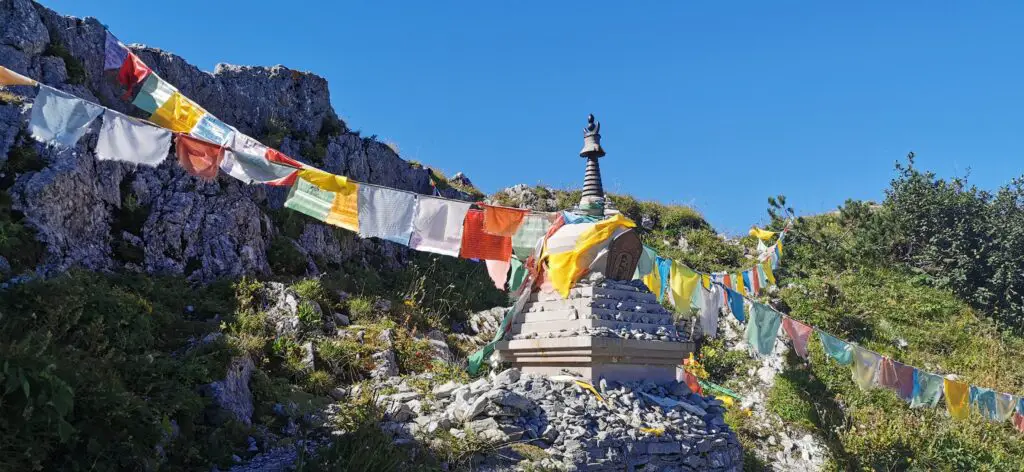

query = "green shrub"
[
  {"left": 268, "top": 236, "right": 307, "bottom": 276},
  {"left": 43, "top": 41, "right": 86, "bottom": 85}
]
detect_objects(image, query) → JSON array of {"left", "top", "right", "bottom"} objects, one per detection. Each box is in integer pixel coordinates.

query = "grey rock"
[{"left": 204, "top": 355, "right": 255, "bottom": 425}]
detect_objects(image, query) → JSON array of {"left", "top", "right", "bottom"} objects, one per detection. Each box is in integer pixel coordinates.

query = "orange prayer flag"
[
  {"left": 0, "top": 66, "right": 36, "bottom": 86},
  {"left": 460, "top": 209, "right": 513, "bottom": 261},
  {"left": 175, "top": 134, "right": 224, "bottom": 180},
  {"left": 480, "top": 203, "right": 529, "bottom": 237}
]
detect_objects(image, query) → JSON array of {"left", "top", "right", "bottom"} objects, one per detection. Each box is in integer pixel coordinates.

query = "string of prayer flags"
[
  {"left": 356, "top": 185, "right": 418, "bottom": 245},
  {"left": 851, "top": 346, "right": 882, "bottom": 391},
  {"left": 780, "top": 317, "right": 813, "bottom": 360},
  {"left": 642, "top": 260, "right": 662, "bottom": 302},
  {"left": 818, "top": 331, "right": 853, "bottom": 365},
  {"left": 480, "top": 204, "right": 528, "bottom": 237},
  {"left": 746, "top": 302, "right": 781, "bottom": 356},
  {"left": 326, "top": 181, "right": 359, "bottom": 232},
  {"left": 910, "top": 371, "right": 944, "bottom": 409},
  {"left": 175, "top": 134, "right": 224, "bottom": 180},
  {"left": 95, "top": 108, "right": 172, "bottom": 166},
  {"left": 878, "top": 358, "right": 916, "bottom": 401},
  {"left": 220, "top": 149, "right": 298, "bottom": 186},
  {"left": 103, "top": 31, "right": 129, "bottom": 71},
  {"left": 511, "top": 213, "right": 552, "bottom": 260},
  {"left": 460, "top": 209, "right": 513, "bottom": 261},
  {"left": 738, "top": 271, "right": 750, "bottom": 296},
  {"left": 669, "top": 261, "right": 699, "bottom": 314},
  {"left": 410, "top": 197, "right": 471, "bottom": 258},
  {"left": 944, "top": 378, "right": 971, "bottom": 420},
  {"left": 0, "top": 65, "right": 37, "bottom": 86},
  {"left": 28, "top": 86, "right": 104, "bottom": 148}
]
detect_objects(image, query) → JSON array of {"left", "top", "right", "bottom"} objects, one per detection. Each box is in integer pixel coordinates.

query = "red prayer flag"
[
  {"left": 460, "top": 209, "right": 513, "bottom": 261},
  {"left": 751, "top": 267, "right": 761, "bottom": 294},
  {"left": 265, "top": 148, "right": 304, "bottom": 169},
  {"left": 878, "top": 358, "right": 916, "bottom": 401},
  {"left": 117, "top": 52, "right": 151, "bottom": 99},
  {"left": 175, "top": 134, "right": 224, "bottom": 180},
  {"left": 1014, "top": 413, "right": 1024, "bottom": 434},
  {"left": 781, "top": 317, "right": 813, "bottom": 359}
]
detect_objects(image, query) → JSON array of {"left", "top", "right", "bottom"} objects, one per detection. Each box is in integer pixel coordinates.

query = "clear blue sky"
[{"left": 43, "top": 1, "right": 1024, "bottom": 234}]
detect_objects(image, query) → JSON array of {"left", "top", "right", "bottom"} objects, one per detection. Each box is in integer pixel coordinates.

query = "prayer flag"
[
  {"left": 480, "top": 204, "right": 528, "bottom": 237},
  {"left": 131, "top": 73, "right": 175, "bottom": 114},
  {"left": 746, "top": 302, "right": 782, "bottom": 356},
  {"left": 750, "top": 267, "right": 761, "bottom": 294},
  {"left": 749, "top": 227, "right": 776, "bottom": 241},
  {"left": 117, "top": 52, "right": 151, "bottom": 98},
  {"left": 28, "top": 86, "right": 104, "bottom": 147},
  {"left": 409, "top": 197, "right": 472, "bottom": 257},
  {"left": 95, "top": 108, "right": 171, "bottom": 166},
  {"left": 877, "top": 358, "right": 916, "bottom": 401},
  {"left": 285, "top": 177, "right": 334, "bottom": 222},
  {"left": 508, "top": 256, "right": 526, "bottom": 292},
  {"left": 547, "top": 214, "right": 636, "bottom": 297},
  {"left": 739, "top": 271, "right": 750, "bottom": 296},
  {"left": 230, "top": 132, "right": 269, "bottom": 156},
  {"left": 0, "top": 66, "right": 36, "bottom": 86},
  {"left": 910, "top": 371, "right": 944, "bottom": 409},
  {"left": 266, "top": 148, "right": 304, "bottom": 168},
  {"left": 726, "top": 287, "right": 745, "bottom": 322},
  {"left": 781, "top": 317, "right": 813, "bottom": 360},
  {"left": 511, "top": 213, "right": 552, "bottom": 260},
  {"left": 656, "top": 256, "right": 672, "bottom": 302},
  {"left": 103, "top": 31, "right": 129, "bottom": 71},
  {"left": 1014, "top": 399, "right": 1024, "bottom": 433},
  {"left": 643, "top": 258, "right": 662, "bottom": 300},
  {"left": 637, "top": 246, "right": 656, "bottom": 278},
  {"left": 851, "top": 346, "right": 881, "bottom": 391},
  {"left": 669, "top": 261, "right": 699, "bottom": 313},
  {"left": 762, "top": 261, "right": 776, "bottom": 286},
  {"left": 467, "top": 278, "right": 532, "bottom": 374},
  {"left": 485, "top": 259, "right": 511, "bottom": 290},
  {"left": 818, "top": 331, "right": 853, "bottom": 365},
  {"left": 356, "top": 185, "right": 417, "bottom": 245},
  {"left": 175, "top": 134, "right": 224, "bottom": 180},
  {"left": 150, "top": 91, "right": 204, "bottom": 133},
  {"left": 970, "top": 386, "right": 1006, "bottom": 422},
  {"left": 191, "top": 113, "right": 235, "bottom": 145},
  {"left": 995, "top": 392, "right": 1016, "bottom": 422},
  {"left": 944, "top": 378, "right": 971, "bottom": 420},
  {"left": 460, "top": 209, "right": 513, "bottom": 261},
  {"left": 325, "top": 182, "right": 359, "bottom": 232},
  {"left": 700, "top": 285, "right": 724, "bottom": 338},
  {"left": 220, "top": 149, "right": 297, "bottom": 186},
  {"left": 297, "top": 168, "right": 354, "bottom": 194}
]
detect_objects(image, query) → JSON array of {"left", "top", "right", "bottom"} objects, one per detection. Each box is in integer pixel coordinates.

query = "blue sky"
[{"left": 43, "top": 1, "right": 1024, "bottom": 234}]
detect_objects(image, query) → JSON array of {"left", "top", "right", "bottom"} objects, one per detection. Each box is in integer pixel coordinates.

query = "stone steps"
[
  {"left": 531, "top": 286, "right": 658, "bottom": 305},
  {"left": 523, "top": 297, "right": 668, "bottom": 315}
]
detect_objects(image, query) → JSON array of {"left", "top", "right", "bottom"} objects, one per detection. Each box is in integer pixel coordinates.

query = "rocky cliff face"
[{"left": 0, "top": 0, "right": 454, "bottom": 282}]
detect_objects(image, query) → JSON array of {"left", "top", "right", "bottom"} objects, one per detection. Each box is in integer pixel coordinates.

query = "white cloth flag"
[
  {"left": 220, "top": 149, "right": 295, "bottom": 184},
  {"left": 700, "top": 284, "right": 724, "bottom": 338},
  {"left": 357, "top": 185, "right": 418, "bottom": 245},
  {"left": 409, "top": 197, "right": 471, "bottom": 257},
  {"left": 95, "top": 109, "right": 172, "bottom": 166},
  {"left": 28, "top": 86, "right": 104, "bottom": 147}
]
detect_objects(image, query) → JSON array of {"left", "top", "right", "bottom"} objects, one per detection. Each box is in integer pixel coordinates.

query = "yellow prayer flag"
[
  {"left": 0, "top": 66, "right": 36, "bottom": 86},
  {"left": 669, "top": 261, "right": 699, "bottom": 313},
  {"left": 761, "top": 261, "right": 775, "bottom": 285},
  {"left": 735, "top": 273, "right": 747, "bottom": 296},
  {"left": 701, "top": 274, "right": 711, "bottom": 290},
  {"left": 749, "top": 227, "right": 776, "bottom": 241},
  {"left": 150, "top": 91, "right": 204, "bottom": 133},
  {"left": 944, "top": 378, "right": 970, "bottom": 420},
  {"left": 548, "top": 214, "right": 637, "bottom": 297},
  {"left": 325, "top": 181, "right": 359, "bottom": 232},
  {"left": 298, "top": 168, "right": 356, "bottom": 194},
  {"left": 642, "top": 264, "right": 661, "bottom": 300},
  {"left": 777, "top": 241, "right": 784, "bottom": 256}
]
